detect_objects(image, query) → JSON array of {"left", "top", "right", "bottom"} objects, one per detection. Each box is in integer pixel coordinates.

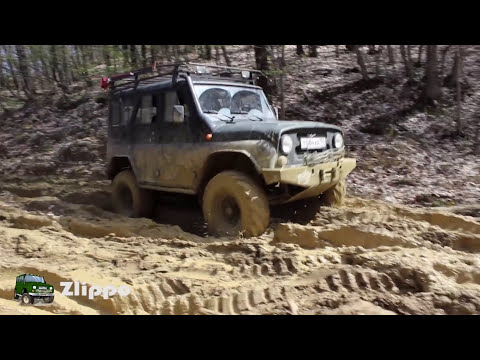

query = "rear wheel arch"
[{"left": 107, "top": 156, "right": 135, "bottom": 180}]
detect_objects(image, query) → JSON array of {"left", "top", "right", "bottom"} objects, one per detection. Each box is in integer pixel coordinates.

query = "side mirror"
[
  {"left": 173, "top": 105, "right": 185, "bottom": 123},
  {"left": 273, "top": 106, "right": 279, "bottom": 120}
]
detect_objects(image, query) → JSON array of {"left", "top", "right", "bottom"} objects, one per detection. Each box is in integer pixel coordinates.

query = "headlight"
[
  {"left": 32, "top": 286, "right": 36, "bottom": 290},
  {"left": 50, "top": 287, "right": 53, "bottom": 292},
  {"left": 333, "top": 133, "right": 344, "bottom": 148},
  {"left": 280, "top": 135, "right": 293, "bottom": 154}
]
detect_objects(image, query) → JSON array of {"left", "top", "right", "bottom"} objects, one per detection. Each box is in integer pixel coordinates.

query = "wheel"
[
  {"left": 112, "top": 170, "right": 153, "bottom": 218},
  {"left": 43, "top": 297, "right": 54, "bottom": 303},
  {"left": 21, "top": 293, "right": 34, "bottom": 305},
  {"left": 322, "top": 179, "right": 346, "bottom": 207},
  {"left": 202, "top": 171, "right": 270, "bottom": 237},
  {"left": 13, "top": 290, "right": 18, "bottom": 300}
]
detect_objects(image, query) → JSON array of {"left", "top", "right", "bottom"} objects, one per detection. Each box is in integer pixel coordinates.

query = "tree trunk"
[
  {"left": 254, "top": 45, "right": 273, "bottom": 96},
  {"left": 0, "top": 48, "right": 5, "bottom": 88},
  {"left": 400, "top": 45, "right": 413, "bottom": 80},
  {"left": 375, "top": 45, "right": 384, "bottom": 78},
  {"left": 150, "top": 45, "right": 157, "bottom": 63},
  {"left": 130, "top": 45, "right": 138, "bottom": 67},
  {"left": 141, "top": 45, "right": 147, "bottom": 67},
  {"left": 103, "top": 45, "right": 111, "bottom": 68},
  {"left": 60, "top": 45, "right": 70, "bottom": 85},
  {"left": 308, "top": 45, "right": 318, "bottom": 57},
  {"left": 122, "top": 45, "right": 129, "bottom": 68},
  {"left": 15, "top": 45, "right": 34, "bottom": 98},
  {"left": 278, "top": 45, "right": 286, "bottom": 119},
  {"left": 354, "top": 45, "right": 369, "bottom": 81},
  {"left": 296, "top": 45, "right": 304, "bottom": 56},
  {"left": 455, "top": 46, "right": 463, "bottom": 134},
  {"left": 387, "top": 45, "right": 395, "bottom": 65},
  {"left": 205, "top": 45, "right": 212, "bottom": 60},
  {"left": 425, "top": 45, "right": 442, "bottom": 104},
  {"left": 221, "top": 46, "right": 231, "bottom": 66},
  {"left": 440, "top": 45, "right": 452, "bottom": 76},
  {"left": 474, "top": 117, "right": 480, "bottom": 155},
  {"left": 417, "top": 45, "right": 424, "bottom": 65}
]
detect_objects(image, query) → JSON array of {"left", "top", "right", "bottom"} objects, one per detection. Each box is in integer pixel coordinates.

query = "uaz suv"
[{"left": 102, "top": 63, "right": 356, "bottom": 237}]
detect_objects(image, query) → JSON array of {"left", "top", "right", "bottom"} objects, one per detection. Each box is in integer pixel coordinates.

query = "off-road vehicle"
[
  {"left": 102, "top": 63, "right": 356, "bottom": 237},
  {"left": 14, "top": 274, "right": 55, "bottom": 304}
]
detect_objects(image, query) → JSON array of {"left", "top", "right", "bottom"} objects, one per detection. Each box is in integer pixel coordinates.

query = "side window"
[
  {"left": 163, "top": 91, "right": 180, "bottom": 123},
  {"left": 122, "top": 96, "right": 136, "bottom": 126},
  {"left": 135, "top": 95, "right": 157, "bottom": 125},
  {"left": 110, "top": 98, "right": 122, "bottom": 126}
]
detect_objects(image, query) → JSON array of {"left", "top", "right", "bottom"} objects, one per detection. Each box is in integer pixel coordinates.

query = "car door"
[
  {"left": 132, "top": 85, "right": 200, "bottom": 191},
  {"left": 16, "top": 275, "right": 24, "bottom": 294}
]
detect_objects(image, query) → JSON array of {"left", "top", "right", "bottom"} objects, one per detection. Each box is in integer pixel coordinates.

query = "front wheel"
[
  {"left": 43, "top": 297, "right": 54, "bottom": 303},
  {"left": 21, "top": 293, "right": 34, "bottom": 305},
  {"left": 202, "top": 171, "right": 270, "bottom": 237}
]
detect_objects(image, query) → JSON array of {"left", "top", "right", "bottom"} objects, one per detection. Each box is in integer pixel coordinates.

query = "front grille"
[
  {"left": 284, "top": 130, "right": 344, "bottom": 166},
  {"left": 303, "top": 147, "right": 345, "bottom": 165}
]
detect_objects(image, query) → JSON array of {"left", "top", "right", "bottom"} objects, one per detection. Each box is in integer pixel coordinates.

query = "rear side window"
[
  {"left": 135, "top": 95, "right": 157, "bottom": 125},
  {"left": 110, "top": 98, "right": 122, "bottom": 125}
]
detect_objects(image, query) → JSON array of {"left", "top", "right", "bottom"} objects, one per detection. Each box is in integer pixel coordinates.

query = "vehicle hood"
[{"left": 210, "top": 119, "right": 342, "bottom": 142}]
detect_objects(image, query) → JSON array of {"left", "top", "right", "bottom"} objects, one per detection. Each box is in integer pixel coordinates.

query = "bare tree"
[
  {"left": 205, "top": 45, "right": 212, "bottom": 60},
  {"left": 308, "top": 45, "right": 318, "bottom": 58},
  {"left": 455, "top": 46, "right": 464, "bottom": 134},
  {"left": 296, "top": 45, "right": 304, "bottom": 56},
  {"left": 15, "top": 45, "right": 34, "bottom": 99},
  {"left": 254, "top": 45, "right": 274, "bottom": 97},
  {"left": 130, "top": 45, "right": 138, "bottom": 67},
  {"left": 353, "top": 45, "right": 369, "bottom": 81},
  {"left": 221, "top": 46, "right": 231, "bottom": 67},
  {"left": 400, "top": 45, "right": 413, "bottom": 80},
  {"left": 387, "top": 45, "right": 395, "bottom": 65},
  {"left": 425, "top": 45, "right": 442, "bottom": 104}
]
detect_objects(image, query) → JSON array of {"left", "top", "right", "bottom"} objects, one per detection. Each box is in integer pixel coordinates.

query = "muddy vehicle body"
[{"left": 104, "top": 63, "right": 356, "bottom": 236}]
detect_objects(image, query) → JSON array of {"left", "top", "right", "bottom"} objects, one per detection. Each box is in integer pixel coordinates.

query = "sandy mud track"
[{"left": 0, "top": 181, "right": 479, "bottom": 315}]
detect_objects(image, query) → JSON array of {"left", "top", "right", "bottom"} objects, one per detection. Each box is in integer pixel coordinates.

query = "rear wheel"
[
  {"left": 322, "top": 179, "right": 346, "bottom": 207},
  {"left": 202, "top": 171, "right": 270, "bottom": 237},
  {"left": 112, "top": 170, "right": 153, "bottom": 218}
]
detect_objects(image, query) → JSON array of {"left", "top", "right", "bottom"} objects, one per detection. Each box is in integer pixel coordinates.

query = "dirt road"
[{"left": 1, "top": 178, "right": 479, "bottom": 315}]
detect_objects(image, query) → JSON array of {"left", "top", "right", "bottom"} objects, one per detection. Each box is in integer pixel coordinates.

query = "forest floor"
[{"left": 0, "top": 45, "right": 479, "bottom": 315}]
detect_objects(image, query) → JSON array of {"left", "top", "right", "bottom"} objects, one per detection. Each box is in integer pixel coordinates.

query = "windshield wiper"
[
  {"left": 204, "top": 110, "right": 235, "bottom": 123},
  {"left": 231, "top": 111, "right": 264, "bottom": 122},
  {"left": 248, "top": 115, "right": 264, "bottom": 122}
]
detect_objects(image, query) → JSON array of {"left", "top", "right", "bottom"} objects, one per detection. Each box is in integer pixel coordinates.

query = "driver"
[{"left": 199, "top": 88, "right": 231, "bottom": 112}]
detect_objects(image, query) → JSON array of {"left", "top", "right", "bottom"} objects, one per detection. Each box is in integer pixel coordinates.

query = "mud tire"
[
  {"left": 202, "top": 171, "right": 270, "bottom": 237},
  {"left": 112, "top": 170, "right": 153, "bottom": 218},
  {"left": 43, "top": 297, "right": 54, "bottom": 303},
  {"left": 323, "top": 179, "right": 346, "bottom": 207},
  {"left": 22, "top": 293, "right": 33, "bottom": 305}
]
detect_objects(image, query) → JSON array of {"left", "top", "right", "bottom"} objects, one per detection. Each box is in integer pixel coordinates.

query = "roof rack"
[{"left": 101, "top": 62, "right": 264, "bottom": 94}]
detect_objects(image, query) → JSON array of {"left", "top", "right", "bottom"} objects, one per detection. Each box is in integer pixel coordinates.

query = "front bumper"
[
  {"left": 262, "top": 158, "right": 356, "bottom": 203},
  {"left": 29, "top": 292, "right": 54, "bottom": 298}
]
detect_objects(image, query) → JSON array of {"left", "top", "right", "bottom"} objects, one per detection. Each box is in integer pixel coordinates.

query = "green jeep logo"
[{"left": 14, "top": 274, "right": 54, "bottom": 305}]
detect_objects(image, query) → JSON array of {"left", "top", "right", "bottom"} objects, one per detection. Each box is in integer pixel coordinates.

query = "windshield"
[
  {"left": 25, "top": 275, "right": 45, "bottom": 283},
  {"left": 194, "top": 84, "right": 276, "bottom": 122}
]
